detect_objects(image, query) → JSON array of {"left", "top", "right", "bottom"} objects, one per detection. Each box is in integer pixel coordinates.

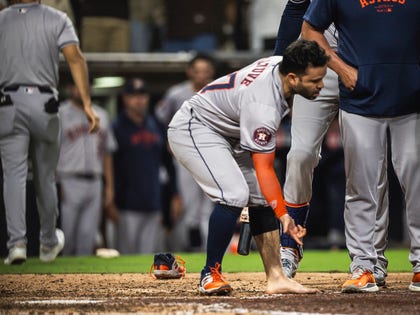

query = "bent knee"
[
  {"left": 287, "top": 149, "right": 319, "bottom": 168},
  {"left": 221, "top": 182, "right": 250, "bottom": 207}
]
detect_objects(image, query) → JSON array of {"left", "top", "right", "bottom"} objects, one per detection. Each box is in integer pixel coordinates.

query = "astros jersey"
[
  {"left": 182, "top": 56, "right": 289, "bottom": 153},
  {"left": 304, "top": 0, "right": 420, "bottom": 117},
  {"left": 0, "top": 3, "right": 78, "bottom": 89},
  {"left": 57, "top": 102, "right": 117, "bottom": 176}
]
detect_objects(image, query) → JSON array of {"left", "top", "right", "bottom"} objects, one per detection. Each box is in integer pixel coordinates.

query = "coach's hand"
[{"left": 279, "top": 213, "right": 306, "bottom": 245}]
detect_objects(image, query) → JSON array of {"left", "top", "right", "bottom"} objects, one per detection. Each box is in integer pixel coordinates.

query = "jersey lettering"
[
  {"left": 359, "top": 0, "right": 405, "bottom": 8},
  {"left": 240, "top": 59, "right": 270, "bottom": 86},
  {"left": 131, "top": 130, "right": 160, "bottom": 146},
  {"left": 200, "top": 73, "right": 236, "bottom": 93},
  {"left": 67, "top": 124, "right": 90, "bottom": 141}
]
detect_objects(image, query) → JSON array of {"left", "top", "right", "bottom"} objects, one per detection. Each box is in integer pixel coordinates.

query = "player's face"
[
  {"left": 123, "top": 93, "right": 150, "bottom": 117},
  {"left": 188, "top": 60, "right": 215, "bottom": 90},
  {"left": 293, "top": 66, "right": 327, "bottom": 100}
]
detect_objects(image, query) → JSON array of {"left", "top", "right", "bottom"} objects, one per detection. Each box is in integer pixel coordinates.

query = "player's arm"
[
  {"left": 103, "top": 152, "right": 119, "bottom": 223},
  {"left": 103, "top": 152, "right": 115, "bottom": 209},
  {"left": 251, "top": 151, "right": 306, "bottom": 244},
  {"left": 61, "top": 44, "right": 99, "bottom": 132},
  {"left": 273, "top": 0, "right": 310, "bottom": 56},
  {"left": 301, "top": 21, "right": 357, "bottom": 91}
]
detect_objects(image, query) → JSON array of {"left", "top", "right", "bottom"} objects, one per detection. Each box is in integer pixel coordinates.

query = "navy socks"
[{"left": 203, "top": 203, "right": 241, "bottom": 275}]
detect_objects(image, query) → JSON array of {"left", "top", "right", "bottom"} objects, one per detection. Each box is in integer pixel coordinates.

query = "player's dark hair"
[
  {"left": 188, "top": 53, "right": 216, "bottom": 69},
  {"left": 279, "top": 39, "right": 329, "bottom": 76}
]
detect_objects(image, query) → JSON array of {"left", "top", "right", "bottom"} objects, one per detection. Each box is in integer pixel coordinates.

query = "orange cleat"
[
  {"left": 150, "top": 253, "right": 186, "bottom": 280},
  {"left": 409, "top": 272, "right": 420, "bottom": 292},
  {"left": 342, "top": 268, "right": 379, "bottom": 293},
  {"left": 199, "top": 263, "right": 232, "bottom": 295}
]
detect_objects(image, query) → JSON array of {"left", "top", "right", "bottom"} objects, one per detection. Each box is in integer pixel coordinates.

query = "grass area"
[{"left": 0, "top": 248, "right": 412, "bottom": 275}]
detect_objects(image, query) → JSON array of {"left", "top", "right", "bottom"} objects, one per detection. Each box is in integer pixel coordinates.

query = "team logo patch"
[{"left": 253, "top": 127, "right": 272, "bottom": 146}]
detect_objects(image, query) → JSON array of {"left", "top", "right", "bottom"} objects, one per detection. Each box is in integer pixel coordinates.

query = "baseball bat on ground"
[{"left": 237, "top": 207, "right": 252, "bottom": 255}]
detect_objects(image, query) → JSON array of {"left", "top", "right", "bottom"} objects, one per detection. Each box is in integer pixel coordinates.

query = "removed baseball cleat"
[
  {"left": 199, "top": 263, "right": 232, "bottom": 295},
  {"left": 151, "top": 253, "right": 186, "bottom": 279}
]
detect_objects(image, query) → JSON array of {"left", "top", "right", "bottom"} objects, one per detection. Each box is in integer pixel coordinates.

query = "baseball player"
[
  {"left": 168, "top": 39, "right": 328, "bottom": 295},
  {"left": 155, "top": 54, "right": 216, "bottom": 252},
  {"left": 273, "top": 0, "right": 389, "bottom": 287},
  {"left": 56, "top": 83, "right": 117, "bottom": 256},
  {"left": 302, "top": 0, "right": 420, "bottom": 292},
  {"left": 112, "top": 78, "right": 170, "bottom": 254},
  {"left": 0, "top": 0, "right": 98, "bottom": 265}
]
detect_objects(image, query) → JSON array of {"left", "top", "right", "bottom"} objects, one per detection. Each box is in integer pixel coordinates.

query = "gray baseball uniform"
[
  {"left": 0, "top": 3, "right": 78, "bottom": 250},
  {"left": 304, "top": 0, "right": 420, "bottom": 279},
  {"left": 278, "top": 8, "right": 388, "bottom": 275},
  {"left": 156, "top": 81, "right": 213, "bottom": 250},
  {"left": 57, "top": 102, "right": 117, "bottom": 256},
  {"left": 168, "top": 56, "right": 289, "bottom": 207}
]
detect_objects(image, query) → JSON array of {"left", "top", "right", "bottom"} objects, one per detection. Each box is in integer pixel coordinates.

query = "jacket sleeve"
[{"left": 273, "top": 0, "right": 310, "bottom": 56}]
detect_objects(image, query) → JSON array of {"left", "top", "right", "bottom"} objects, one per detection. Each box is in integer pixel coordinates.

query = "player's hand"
[
  {"left": 105, "top": 202, "right": 120, "bottom": 223},
  {"left": 84, "top": 104, "right": 100, "bottom": 133},
  {"left": 170, "top": 194, "right": 183, "bottom": 222},
  {"left": 103, "top": 186, "right": 114, "bottom": 210},
  {"left": 278, "top": 213, "right": 306, "bottom": 246}
]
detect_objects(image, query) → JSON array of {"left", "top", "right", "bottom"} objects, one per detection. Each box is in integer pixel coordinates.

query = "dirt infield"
[{"left": 1, "top": 272, "right": 419, "bottom": 314}]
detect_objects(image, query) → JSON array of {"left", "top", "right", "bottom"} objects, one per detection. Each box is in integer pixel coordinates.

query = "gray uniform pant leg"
[
  {"left": 284, "top": 68, "right": 339, "bottom": 204},
  {"left": 0, "top": 90, "right": 60, "bottom": 249},
  {"left": 117, "top": 210, "right": 161, "bottom": 254},
  {"left": 175, "top": 159, "right": 213, "bottom": 247},
  {"left": 388, "top": 113, "right": 420, "bottom": 272},
  {"left": 168, "top": 107, "right": 266, "bottom": 208},
  {"left": 29, "top": 117, "right": 61, "bottom": 248},
  {"left": 0, "top": 129, "right": 30, "bottom": 249},
  {"left": 340, "top": 111, "right": 392, "bottom": 272},
  {"left": 60, "top": 177, "right": 102, "bottom": 255}
]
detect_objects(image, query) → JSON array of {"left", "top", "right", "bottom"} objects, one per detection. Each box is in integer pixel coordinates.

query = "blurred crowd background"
[{"left": 0, "top": 0, "right": 407, "bottom": 257}]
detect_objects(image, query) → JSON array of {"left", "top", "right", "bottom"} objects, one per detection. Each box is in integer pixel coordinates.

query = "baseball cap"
[{"left": 123, "top": 78, "right": 148, "bottom": 94}]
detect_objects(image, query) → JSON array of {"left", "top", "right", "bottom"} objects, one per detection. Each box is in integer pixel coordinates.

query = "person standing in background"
[
  {"left": 111, "top": 78, "right": 173, "bottom": 254},
  {"left": 56, "top": 82, "right": 117, "bottom": 256},
  {"left": 155, "top": 54, "right": 216, "bottom": 252},
  {"left": 41, "top": 0, "right": 75, "bottom": 26},
  {"left": 0, "top": 0, "right": 8, "bottom": 10},
  {"left": 128, "top": 0, "right": 164, "bottom": 52},
  {"left": 0, "top": 0, "right": 98, "bottom": 265},
  {"left": 79, "top": 0, "right": 130, "bottom": 52},
  {"left": 161, "top": 0, "right": 225, "bottom": 53}
]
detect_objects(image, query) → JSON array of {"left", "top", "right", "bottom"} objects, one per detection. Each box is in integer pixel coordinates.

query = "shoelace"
[
  {"left": 150, "top": 255, "right": 186, "bottom": 280},
  {"left": 209, "top": 263, "right": 226, "bottom": 282}
]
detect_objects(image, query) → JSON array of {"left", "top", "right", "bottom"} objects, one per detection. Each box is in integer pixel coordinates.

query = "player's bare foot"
[{"left": 266, "top": 277, "right": 319, "bottom": 294}]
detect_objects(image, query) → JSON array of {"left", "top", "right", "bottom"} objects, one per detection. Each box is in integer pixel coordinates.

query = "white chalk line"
[{"left": 16, "top": 299, "right": 342, "bottom": 315}]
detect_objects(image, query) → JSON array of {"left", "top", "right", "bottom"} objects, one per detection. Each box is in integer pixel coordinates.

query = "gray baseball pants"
[
  {"left": 0, "top": 86, "right": 60, "bottom": 250},
  {"left": 340, "top": 110, "right": 420, "bottom": 273}
]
